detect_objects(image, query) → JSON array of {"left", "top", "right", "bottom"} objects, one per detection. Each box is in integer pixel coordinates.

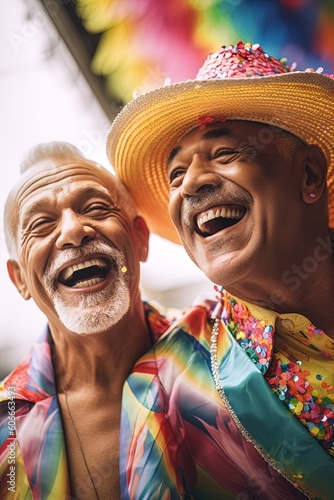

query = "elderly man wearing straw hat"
[{"left": 107, "top": 41, "right": 334, "bottom": 499}]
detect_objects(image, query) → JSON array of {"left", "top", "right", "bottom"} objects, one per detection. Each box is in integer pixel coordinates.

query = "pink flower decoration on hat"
[{"left": 197, "top": 115, "right": 227, "bottom": 129}]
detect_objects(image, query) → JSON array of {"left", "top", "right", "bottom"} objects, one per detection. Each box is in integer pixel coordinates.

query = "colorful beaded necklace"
[{"left": 211, "top": 288, "right": 334, "bottom": 456}]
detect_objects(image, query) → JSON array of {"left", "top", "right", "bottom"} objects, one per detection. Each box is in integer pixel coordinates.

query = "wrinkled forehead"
[
  {"left": 168, "top": 119, "right": 303, "bottom": 163},
  {"left": 4, "top": 159, "right": 121, "bottom": 233},
  {"left": 21, "top": 157, "right": 112, "bottom": 183},
  {"left": 180, "top": 120, "right": 287, "bottom": 143},
  {"left": 13, "top": 158, "right": 117, "bottom": 200}
]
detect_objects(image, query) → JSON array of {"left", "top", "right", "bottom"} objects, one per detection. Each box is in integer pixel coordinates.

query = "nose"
[
  {"left": 181, "top": 155, "right": 221, "bottom": 199},
  {"left": 56, "top": 209, "right": 96, "bottom": 249}
]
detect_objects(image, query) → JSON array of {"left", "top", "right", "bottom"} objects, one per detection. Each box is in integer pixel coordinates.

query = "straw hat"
[{"left": 107, "top": 41, "right": 334, "bottom": 243}]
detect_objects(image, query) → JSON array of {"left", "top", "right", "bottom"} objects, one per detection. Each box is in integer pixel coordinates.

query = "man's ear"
[
  {"left": 301, "top": 144, "right": 327, "bottom": 204},
  {"left": 133, "top": 216, "right": 150, "bottom": 262},
  {"left": 7, "top": 259, "right": 31, "bottom": 300}
]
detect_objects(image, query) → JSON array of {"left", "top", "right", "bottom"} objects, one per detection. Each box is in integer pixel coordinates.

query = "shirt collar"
[
  {"left": 1, "top": 301, "right": 171, "bottom": 404},
  {"left": 220, "top": 289, "right": 318, "bottom": 375}
]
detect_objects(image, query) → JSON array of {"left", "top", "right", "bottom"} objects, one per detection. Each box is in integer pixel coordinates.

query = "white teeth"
[
  {"left": 207, "top": 210, "right": 215, "bottom": 221},
  {"left": 61, "top": 258, "right": 107, "bottom": 280},
  {"left": 72, "top": 277, "right": 104, "bottom": 288},
  {"left": 197, "top": 207, "right": 244, "bottom": 231}
]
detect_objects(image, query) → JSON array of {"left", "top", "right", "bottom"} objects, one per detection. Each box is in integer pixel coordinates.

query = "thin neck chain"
[
  {"left": 63, "top": 388, "right": 100, "bottom": 500},
  {"left": 210, "top": 317, "right": 222, "bottom": 394}
]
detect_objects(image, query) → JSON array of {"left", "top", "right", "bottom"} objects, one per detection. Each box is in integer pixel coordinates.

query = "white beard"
[{"left": 44, "top": 241, "right": 130, "bottom": 335}]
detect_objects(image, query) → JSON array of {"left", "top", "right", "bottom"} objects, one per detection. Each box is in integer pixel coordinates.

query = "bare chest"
[
  {"left": 66, "top": 431, "right": 120, "bottom": 500},
  {"left": 60, "top": 395, "right": 121, "bottom": 500}
]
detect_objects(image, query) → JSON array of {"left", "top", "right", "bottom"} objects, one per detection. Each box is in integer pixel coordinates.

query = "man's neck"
[
  {"left": 226, "top": 261, "right": 334, "bottom": 339},
  {"left": 51, "top": 299, "right": 151, "bottom": 500},
  {"left": 51, "top": 299, "right": 151, "bottom": 395}
]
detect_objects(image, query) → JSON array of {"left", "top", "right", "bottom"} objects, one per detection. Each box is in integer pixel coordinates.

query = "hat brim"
[{"left": 107, "top": 72, "right": 334, "bottom": 244}]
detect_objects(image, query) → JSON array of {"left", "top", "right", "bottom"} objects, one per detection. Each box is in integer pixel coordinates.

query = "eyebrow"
[
  {"left": 202, "top": 127, "right": 230, "bottom": 141},
  {"left": 167, "top": 127, "right": 231, "bottom": 166},
  {"left": 77, "top": 185, "right": 112, "bottom": 200},
  {"left": 21, "top": 186, "right": 113, "bottom": 222}
]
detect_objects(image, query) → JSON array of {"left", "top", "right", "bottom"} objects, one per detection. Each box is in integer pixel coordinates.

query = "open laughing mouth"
[
  {"left": 196, "top": 204, "right": 246, "bottom": 237},
  {"left": 58, "top": 258, "right": 112, "bottom": 288}
]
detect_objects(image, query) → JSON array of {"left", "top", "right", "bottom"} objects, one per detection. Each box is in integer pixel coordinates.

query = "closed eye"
[
  {"left": 214, "top": 149, "right": 237, "bottom": 159},
  {"left": 82, "top": 202, "right": 115, "bottom": 218},
  {"left": 168, "top": 167, "right": 186, "bottom": 185},
  {"left": 24, "top": 217, "right": 56, "bottom": 236}
]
